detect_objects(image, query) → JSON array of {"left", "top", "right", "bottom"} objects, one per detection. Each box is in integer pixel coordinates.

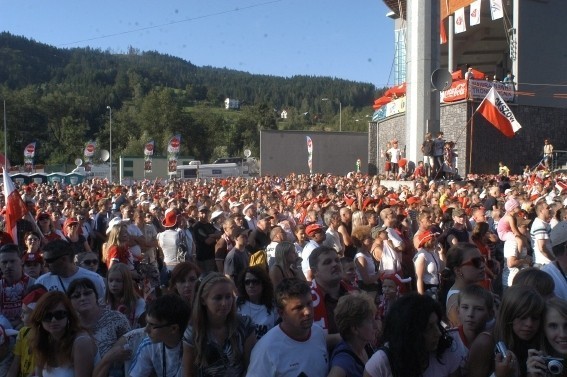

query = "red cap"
[
  {"left": 23, "top": 252, "right": 44, "bottom": 264},
  {"left": 417, "top": 230, "right": 437, "bottom": 248},
  {"left": 306, "top": 223, "right": 324, "bottom": 237},
  {"left": 64, "top": 217, "right": 79, "bottom": 228},
  {"left": 407, "top": 196, "right": 421, "bottom": 205},
  {"left": 22, "top": 287, "right": 47, "bottom": 310}
]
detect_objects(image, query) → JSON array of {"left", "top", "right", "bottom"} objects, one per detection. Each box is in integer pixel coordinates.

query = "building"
[
  {"left": 370, "top": 0, "right": 567, "bottom": 175},
  {"left": 224, "top": 98, "right": 240, "bottom": 110}
]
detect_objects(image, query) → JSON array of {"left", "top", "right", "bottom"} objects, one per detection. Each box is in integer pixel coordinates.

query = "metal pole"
[
  {"left": 339, "top": 101, "right": 342, "bottom": 132},
  {"left": 3, "top": 101, "right": 6, "bottom": 172},
  {"left": 106, "top": 106, "right": 112, "bottom": 183}
]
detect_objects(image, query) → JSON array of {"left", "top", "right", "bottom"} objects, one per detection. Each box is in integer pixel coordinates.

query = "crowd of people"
[{"left": 0, "top": 166, "right": 567, "bottom": 376}]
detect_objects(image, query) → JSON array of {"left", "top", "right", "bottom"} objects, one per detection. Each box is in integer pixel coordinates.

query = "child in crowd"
[
  {"left": 7, "top": 286, "right": 47, "bottom": 377},
  {"left": 376, "top": 273, "right": 410, "bottom": 319},
  {"left": 452, "top": 284, "right": 494, "bottom": 377}
]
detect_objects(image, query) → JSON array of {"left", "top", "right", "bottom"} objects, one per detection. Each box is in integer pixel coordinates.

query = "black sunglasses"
[
  {"left": 45, "top": 255, "right": 66, "bottom": 264},
  {"left": 42, "top": 310, "right": 68, "bottom": 322},
  {"left": 82, "top": 259, "right": 99, "bottom": 266}
]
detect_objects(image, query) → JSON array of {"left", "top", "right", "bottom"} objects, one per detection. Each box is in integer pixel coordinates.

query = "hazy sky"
[{"left": 3, "top": 0, "right": 396, "bottom": 88}]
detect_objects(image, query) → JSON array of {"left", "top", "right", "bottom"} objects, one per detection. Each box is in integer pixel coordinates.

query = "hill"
[{"left": 0, "top": 32, "right": 381, "bottom": 165}]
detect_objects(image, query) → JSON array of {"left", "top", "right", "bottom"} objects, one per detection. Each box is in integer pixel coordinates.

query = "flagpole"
[
  {"left": 469, "top": 101, "right": 475, "bottom": 174},
  {"left": 3, "top": 100, "right": 6, "bottom": 172}
]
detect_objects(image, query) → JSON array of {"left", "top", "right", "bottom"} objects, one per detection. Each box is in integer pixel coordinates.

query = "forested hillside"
[{"left": 0, "top": 32, "right": 382, "bottom": 165}]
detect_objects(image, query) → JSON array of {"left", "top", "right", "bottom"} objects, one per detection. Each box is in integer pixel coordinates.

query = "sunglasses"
[
  {"left": 26, "top": 238, "right": 39, "bottom": 242},
  {"left": 42, "top": 310, "right": 68, "bottom": 322},
  {"left": 460, "top": 257, "right": 485, "bottom": 269},
  {"left": 82, "top": 259, "right": 99, "bottom": 266},
  {"left": 244, "top": 278, "right": 261, "bottom": 286}
]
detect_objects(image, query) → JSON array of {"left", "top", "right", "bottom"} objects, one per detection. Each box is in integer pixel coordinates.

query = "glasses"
[
  {"left": 460, "top": 257, "right": 485, "bottom": 269},
  {"left": 244, "top": 278, "right": 261, "bottom": 286},
  {"left": 69, "top": 290, "right": 95, "bottom": 300},
  {"left": 145, "top": 321, "right": 173, "bottom": 330},
  {"left": 26, "top": 238, "right": 39, "bottom": 242},
  {"left": 42, "top": 310, "right": 68, "bottom": 322},
  {"left": 82, "top": 259, "right": 99, "bottom": 266}
]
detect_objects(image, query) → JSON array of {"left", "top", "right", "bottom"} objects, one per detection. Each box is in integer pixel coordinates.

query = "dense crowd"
[{"left": 1, "top": 169, "right": 567, "bottom": 376}]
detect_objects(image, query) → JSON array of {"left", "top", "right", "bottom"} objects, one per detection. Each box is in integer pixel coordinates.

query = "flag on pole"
[
  {"left": 306, "top": 136, "right": 313, "bottom": 174},
  {"left": 477, "top": 87, "right": 522, "bottom": 138},
  {"left": 440, "top": 19, "right": 447, "bottom": 44},
  {"left": 470, "top": 0, "right": 481, "bottom": 26},
  {"left": 455, "top": 7, "right": 467, "bottom": 34},
  {"left": 2, "top": 168, "right": 27, "bottom": 244},
  {"left": 490, "top": 0, "right": 504, "bottom": 20}
]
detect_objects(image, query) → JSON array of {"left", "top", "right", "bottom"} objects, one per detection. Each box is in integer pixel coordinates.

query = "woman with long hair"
[
  {"left": 526, "top": 298, "right": 567, "bottom": 375},
  {"left": 168, "top": 261, "right": 201, "bottom": 308},
  {"left": 441, "top": 243, "right": 486, "bottom": 327},
  {"left": 182, "top": 273, "right": 256, "bottom": 377},
  {"left": 36, "top": 212, "right": 65, "bottom": 246},
  {"left": 269, "top": 241, "right": 305, "bottom": 288},
  {"left": 104, "top": 263, "right": 146, "bottom": 328},
  {"left": 352, "top": 225, "right": 381, "bottom": 295},
  {"left": 364, "top": 293, "right": 465, "bottom": 377},
  {"left": 30, "top": 291, "right": 97, "bottom": 377},
  {"left": 103, "top": 222, "right": 131, "bottom": 270},
  {"left": 236, "top": 266, "right": 277, "bottom": 340}
]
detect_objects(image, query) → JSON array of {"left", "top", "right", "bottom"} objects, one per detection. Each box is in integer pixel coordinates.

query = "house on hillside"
[{"left": 224, "top": 98, "right": 240, "bottom": 110}]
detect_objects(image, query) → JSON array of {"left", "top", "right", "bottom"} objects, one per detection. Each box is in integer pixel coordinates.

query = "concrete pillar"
[{"left": 405, "top": 0, "right": 441, "bottom": 164}]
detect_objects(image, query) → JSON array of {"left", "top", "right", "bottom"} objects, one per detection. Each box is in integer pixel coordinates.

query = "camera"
[
  {"left": 495, "top": 341, "right": 508, "bottom": 359},
  {"left": 542, "top": 357, "right": 564, "bottom": 375}
]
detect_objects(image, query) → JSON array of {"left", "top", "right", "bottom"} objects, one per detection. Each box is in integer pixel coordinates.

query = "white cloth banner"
[
  {"left": 455, "top": 7, "right": 467, "bottom": 34},
  {"left": 470, "top": 0, "right": 481, "bottom": 26},
  {"left": 490, "top": 0, "right": 504, "bottom": 20}
]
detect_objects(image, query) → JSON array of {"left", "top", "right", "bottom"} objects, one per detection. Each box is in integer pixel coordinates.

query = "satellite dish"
[
  {"left": 431, "top": 69, "right": 453, "bottom": 91},
  {"left": 74, "top": 158, "right": 83, "bottom": 167},
  {"left": 100, "top": 149, "right": 110, "bottom": 162},
  {"left": 244, "top": 149, "right": 251, "bottom": 158}
]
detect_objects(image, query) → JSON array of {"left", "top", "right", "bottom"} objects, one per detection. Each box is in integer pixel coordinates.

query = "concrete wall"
[
  {"left": 260, "top": 130, "right": 368, "bottom": 176},
  {"left": 370, "top": 101, "right": 567, "bottom": 176}
]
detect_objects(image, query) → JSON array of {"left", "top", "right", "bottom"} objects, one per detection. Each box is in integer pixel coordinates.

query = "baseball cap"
[{"left": 305, "top": 223, "right": 324, "bottom": 236}]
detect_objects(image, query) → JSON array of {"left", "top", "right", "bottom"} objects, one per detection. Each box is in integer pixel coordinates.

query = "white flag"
[
  {"left": 490, "top": 0, "right": 504, "bottom": 20},
  {"left": 470, "top": 0, "right": 481, "bottom": 26},
  {"left": 455, "top": 7, "right": 467, "bottom": 34}
]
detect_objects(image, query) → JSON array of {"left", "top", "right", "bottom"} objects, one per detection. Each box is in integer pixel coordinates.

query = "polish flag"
[
  {"left": 477, "top": 87, "right": 522, "bottom": 138},
  {"left": 2, "top": 168, "right": 27, "bottom": 245},
  {"left": 455, "top": 8, "right": 466, "bottom": 34},
  {"left": 470, "top": 0, "right": 481, "bottom": 26}
]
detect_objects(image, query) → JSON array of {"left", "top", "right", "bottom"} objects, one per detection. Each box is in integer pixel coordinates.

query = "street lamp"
[
  {"left": 106, "top": 106, "right": 112, "bottom": 183},
  {"left": 321, "top": 98, "right": 342, "bottom": 132}
]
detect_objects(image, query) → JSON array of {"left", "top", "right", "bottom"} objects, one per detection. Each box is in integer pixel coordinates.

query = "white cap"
[
  {"left": 210, "top": 210, "right": 224, "bottom": 222},
  {"left": 551, "top": 221, "right": 567, "bottom": 247},
  {"left": 106, "top": 217, "right": 123, "bottom": 234}
]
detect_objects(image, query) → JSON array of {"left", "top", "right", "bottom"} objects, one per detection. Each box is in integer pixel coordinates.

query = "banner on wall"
[
  {"left": 83, "top": 141, "right": 96, "bottom": 172},
  {"left": 306, "top": 136, "right": 313, "bottom": 174},
  {"left": 167, "top": 135, "right": 181, "bottom": 174},
  {"left": 144, "top": 140, "right": 154, "bottom": 173},
  {"left": 23, "top": 142, "right": 36, "bottom": 173}
]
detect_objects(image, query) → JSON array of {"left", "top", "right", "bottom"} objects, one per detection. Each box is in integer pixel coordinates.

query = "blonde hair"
[{"left": 102, "top": 223, "right": 128, "bottom": 263}]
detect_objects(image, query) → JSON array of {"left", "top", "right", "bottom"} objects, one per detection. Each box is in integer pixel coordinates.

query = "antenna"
[{"left": 431, "top": 69, "right": 453, "bottom": 91}]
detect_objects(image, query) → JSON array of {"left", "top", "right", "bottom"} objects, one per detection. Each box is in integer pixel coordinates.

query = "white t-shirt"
[
  {"left": 323, "top": 228, "right": 343, "bottom": 255},
  {"left": 301, "top": 240, "right": 320, "bottom": 276},
  {"left": 502, "top": 238, "right": 527, "bottom": 287},
  {"left": 237, "top": 300, "right": 278, "bottom": 339},
  {"left": 36, "top": 267, "right": 106, "bottom": 298},
  {"left": 531, "top": 217, "right": 553, "bottom": 265},
  {"left": 266, "top": 241, "right": 278, "bottom": 268},
  {"left": 129, "top": 337, "right": 183, "bottom": 377},
  {"left": 246, "top": 324, "right": 328, "bottom": 377}
]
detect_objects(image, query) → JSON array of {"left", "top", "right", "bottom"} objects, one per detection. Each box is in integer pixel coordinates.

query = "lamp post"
[
  {"left": 106, "top": 106, "right": 112, "bottom": 183},
  {"left": 321, "top": 98, "right": 342, "bottom": 132}
]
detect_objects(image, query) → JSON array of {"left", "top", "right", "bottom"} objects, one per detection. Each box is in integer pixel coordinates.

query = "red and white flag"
[
  {"left": 2, "top": 169, "right": 27, "bottom": 244},
  {"left": 490, "top": 0, "right": 504, "bottom": 20},
  {"left": 477, "top": 87, "right": 522, "bottom": 138},
  {"left": 440, "top": 19, "right": 447, "bottom": 44},
  {"left": 470, "top": 0, "right": 481, "bottom": 26},
  {"left": 455, "top": 7, "right": 467, "bottom": 34}
]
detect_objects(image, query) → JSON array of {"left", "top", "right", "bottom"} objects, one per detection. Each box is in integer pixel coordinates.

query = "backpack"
[{"left": 248, "top": 249, "right": 267, "bottom": 269}]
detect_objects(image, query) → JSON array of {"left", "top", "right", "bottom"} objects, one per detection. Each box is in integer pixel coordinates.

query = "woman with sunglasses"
[
  {"left": 236, "top": 266, "right": 277, "bottom": 340},
  {"left": 36, "top": 212, "right": 65, "bottom": 245},
  {"left": 23, "top": 230, "right": 42, "bottom": 254},
  {"left": 62, "top": 217, "right": 92, "bottom": 256},
  {"left": 441, "top": 243, "right": 486, "bottom": 327},
  {"left": 104, "top": 263, "right": 146, "bottom": 329},
  {"left": 30, "top": 291, "right": 97, "bottom": 377},
  {"left": 67, "top": 278, "right": 131, "bottom": 361},
  {"left": 75, "top": 251, "right": 100, "bottom": 272},
  {"left": 182, "top": 273, "right": 256, "bottom": 377}
]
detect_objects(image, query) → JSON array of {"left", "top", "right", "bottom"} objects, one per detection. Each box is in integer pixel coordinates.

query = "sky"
[{"left": 2, "top": 0, "right": 396, "bottom": 89}]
